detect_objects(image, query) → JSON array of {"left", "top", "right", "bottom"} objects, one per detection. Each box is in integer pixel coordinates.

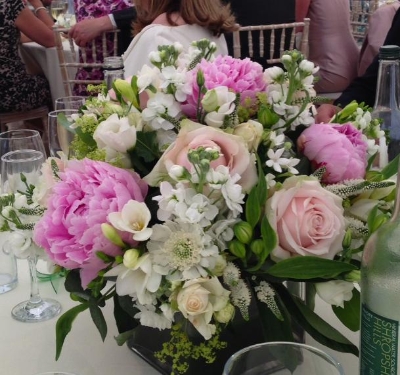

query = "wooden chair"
[
  {"left": 232, "top": 18, "right": 310, "bottom": 65},
  {"left": 349, "top": 0, "right": 380, "bottom": 45},
  {"left": 53, "top": 27, "right": 120, "bottom": 96},
  {"left": 0, "top": 106, "right": 48, "bottom": 133}
]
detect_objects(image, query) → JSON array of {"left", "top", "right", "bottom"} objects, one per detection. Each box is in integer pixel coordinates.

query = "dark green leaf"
[
  {"left": 245, "top": 187, "right": 261, "bottom": 228},
  {"left": 332, "top": 288, "right": 360, "bottom": 332},
  {"left": 56, "top": 303, "right": 89, "bottom": 360},
  {"left": 381, "top": 154, "right": 399, "bottom": 180},
  {"left": 75, "top": 127, "right": 96, "bottom": 147},
  {"left": 267, "top": 257, "right": 357, "bottom": 279},
  {"left": 113, "top": 294, "right": 139, "bottom": 334},
  {"left": 64, "top": 270, "right": 84, "bottom": 294},
  {"left": 275, "top": 284, "right": 359, "bottom": 356},
  {"left": 128, "top": 131, "right": 160, "bottom": 168},
  {"left": 89, "top": 300, "right": 107, "bottom": 341}
]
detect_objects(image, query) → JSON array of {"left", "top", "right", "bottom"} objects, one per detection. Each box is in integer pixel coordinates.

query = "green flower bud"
[
  {"left": 123, "top": 249, "right": 141, "bottom": 269},
  {"left": 250, "top": 239, "right": 265, "bottom": 256},
  {"left": 229, "top": 240, "right": 246, "bottom": 259},
  {"left": 196, "top": 70, "right": 205, "bottom": 87},
  {"left": 370, "top": 214, "right": 389, "bottom": 233},
  {"left": 214, "top": 303, "right": 235, "bottom": 323},
  {"left": 234, "top": 221, "right": 253, "bottom": 244},
  {"left": 342, "top": 229, "right": 353, "bottom": 249},
  {"left": 257, "top": 105, "right": 280, "bottom": 127},
  {"left": 114, "top": 79, "right": 135, "bottom": 103},
  {"left": 337, "top": 101, "right": 358, "bottom": 120},
  {"left": 344, "top": 270, "right": 361, "bottom": 282},
  {"left": 101, "top": 223, "right": 125, "bottom": 247}
]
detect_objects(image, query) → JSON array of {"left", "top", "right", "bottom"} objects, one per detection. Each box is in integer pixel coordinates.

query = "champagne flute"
[
  {"left": 55, "top": 96, "right": 85, "bottom": 111},
  {"left": 50, "top": 0, "right": 69, "bottom": 23},
  {"left": 1, "top": 150, "right": 61, "bottom": 322},
  {"left": 48, "top": 109, "right": 79, "bottom": 158}
]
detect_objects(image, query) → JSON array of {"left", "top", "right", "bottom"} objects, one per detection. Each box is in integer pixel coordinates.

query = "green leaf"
[
  {"left": 381, "top": 154, "right": 399, "bottom": 180},
  {"left": 130, "top": 76, "right": 141, "bottom": 110},
  {"left": 245, "top": 187, "right": 261, "bottom": 228},
  {"left": 89, "top": 299, "right": 107, "bottom": 341},
  {"left": 275, "top": 284, "right": 359, "bottom": 356},
  {"left": 113, "top": 294, "right": 139, "bottom": 334},
  {"left": 128, "top": 131, "right": 160, "bottom": 175},
  {"left": 267, "top": 257, "right": 357, "bottom": 280},
  {"left": 332, "top": 288, "right": 360, "bottom": 332},
  {"left": 367, "top": 205, "right": 379, "bottom": 233},
  {"left": 75, "top": 127, "right": 96, "bottom": 147},
  {"left": 57, "top": 113, "right": 75, "bottom": 133},
  {"left": 64, "top": 270, "right": 84, "bottom": 294},
  {"left": 56, "top": 303, "right": 89, "bottom": 360}
]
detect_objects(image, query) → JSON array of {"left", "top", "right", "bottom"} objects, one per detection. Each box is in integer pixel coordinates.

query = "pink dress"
[
  {"left": 306, "top": 0, "right": 360, "bottom": 93},
  {"left": 73, "top": 0, "right": 132, "bottom": 95}
]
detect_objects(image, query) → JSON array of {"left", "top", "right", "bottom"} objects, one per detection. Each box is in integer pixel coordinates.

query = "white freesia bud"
[
  {"left": 123, "top": 249, "right": 141, "bottom": 269},
  {"left": 281, "top": 54, "right": 292, "bottom": 63},
  {"left": 149, "top": 51, "right": 161, "bottom": 63},
  {"left": 173, "top": 42, "right": 183, "bottom": 52},
  {"left": 168, "top": 165, "right": 186, "bottom": 181},
  {"left": 233, "top": 120, "right": 264, "bottom": 150},
  {"left": 315, "top": 280, "right": 354, "bottom": 308}
]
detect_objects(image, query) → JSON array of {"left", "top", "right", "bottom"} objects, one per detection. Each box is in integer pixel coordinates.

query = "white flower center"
[{"left": 164, "top": 231, "right": 202, "bottom": 271}]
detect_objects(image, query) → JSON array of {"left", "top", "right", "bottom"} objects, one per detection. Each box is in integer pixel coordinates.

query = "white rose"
[
  {"left": 315, "top": 280, "right": 354, "bottom": 308},
  {"left": 93, "top": 113, "right": 137, "bottom": 153},
  {"left": 233, "top": 120, "right": 264, "bottom": 150},
  {"left": 176, "top": 277, "right": 230, "bottom": 339}
]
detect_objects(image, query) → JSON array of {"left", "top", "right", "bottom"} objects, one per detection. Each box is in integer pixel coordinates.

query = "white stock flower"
[
  {"left": 105, "top": 253, "right": 162, "bottom": 305},
  {"left": 175, "top": 277, "right": 231, "bottom": 339},
  {"left": 266, "top": 148, "right": 290, "bottom": 173},
  {"left": 315, "top": 280, "right": 354, "bottom": 308},
  {"left": 93, "top": 113, "right": 137, "bottom": 153},
  {"left": 134, "top": 303, "right": 173, "bottom": 330},
  {"left": 221, "top": 174, "right": 245, "bottom": 216},
  {"left": 299, "top": 60, "right": 316, "bottom": 74},
  {"left": 263, "top": 66, "right": 284, "bottom": 84},
  {"left": 136, "top": 65, "right": 161, "bottom": 92},
  {"left": 160, "top": 66, "right": 191, "bottom": 102},
  {"left": 108, "top": 200, "right": 153, "bottom": 241},
  {"left": 5, "top": 230, "right": 33, "bottom": 259},
  {"left": 142, "top": 93, "right": 181, "bottom": 130}
]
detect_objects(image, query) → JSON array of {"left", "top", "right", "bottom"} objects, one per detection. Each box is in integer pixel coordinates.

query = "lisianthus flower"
[
  {"left": 298, "top": 123, "right": 368, "bottom": 184},
  {"left": 315, "top": 280, "right": 354, "bottom": 308},
  {"left": 33, "top": 159, "right": 148, "bottom": 288},
  {"left": 265, "top": 176, "right": 346, "bottom": 261}
]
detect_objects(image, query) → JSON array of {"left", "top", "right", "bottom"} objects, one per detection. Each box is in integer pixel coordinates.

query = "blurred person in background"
[
  {"left": 123, "top": 0, "right": 237, "bottom": 77},
  {"left": 0, "top": 0, "right": 54, "bottom": 113},
  {"left": 296, "top": 0, "right": 360, "bottom": 93}
]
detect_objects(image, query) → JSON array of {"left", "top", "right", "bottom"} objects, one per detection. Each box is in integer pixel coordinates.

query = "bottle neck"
[{"left": 373, "top": 59, "right": 400, "bottom": 110}]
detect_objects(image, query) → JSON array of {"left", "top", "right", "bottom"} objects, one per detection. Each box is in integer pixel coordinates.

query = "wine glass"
[
  {"left": 50, "top": 0, "right": 69, "bottom": 24},
  {"left": 55, "top": 96, "right": 86, "bottom": 110},
  {"left": 1, "top": 149, "right": 61, "bottom": 322},
  {"left": 223, "top": 342, "right": 344, "bottom": 375},
  {"left": 48, "top": 109, "right": 79, "bottom": 157}
]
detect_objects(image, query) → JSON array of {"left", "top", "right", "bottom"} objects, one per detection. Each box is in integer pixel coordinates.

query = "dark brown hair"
[{"left": 133, "top": 0, "right": 237, "bottom": 35}]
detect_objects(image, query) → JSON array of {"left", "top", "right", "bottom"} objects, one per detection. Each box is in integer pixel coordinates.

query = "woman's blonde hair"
[{"left": 133, "top": 0, "right": 237, "bottom": 35}]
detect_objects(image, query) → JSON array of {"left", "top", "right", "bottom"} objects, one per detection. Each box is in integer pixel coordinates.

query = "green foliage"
[
  {"left": 128, "top": 131, "right": 161, "bottom": 175},
  {"left": 333, "top": 288, "right": 360, "bottom": 332}
]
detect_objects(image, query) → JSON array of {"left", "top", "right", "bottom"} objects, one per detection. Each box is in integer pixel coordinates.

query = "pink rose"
[
  {"left": 298, "top": 123, "right": 368, "bottom": 184},
  {"left": 265, "top": 176, "right": 346, "bottom": 261},
  {"left": 144, "top": 120, "right": 257, "bottom": 192},
  {"left": 33, "top": 159, "right": 148, "bottom": 288}
]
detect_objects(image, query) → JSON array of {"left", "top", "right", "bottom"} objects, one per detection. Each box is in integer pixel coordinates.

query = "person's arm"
[
  {"left": 335, "top": 7, "right": 400, "bottom": 108},
  {"left": 27, "top": 0, "right": 54, "bottom": 28},
  {"left": 15, "top": 6, "right": 55, "bottom": 47},
  {"left": 69, "top": 16, "right": 115, "bottom": 47}
]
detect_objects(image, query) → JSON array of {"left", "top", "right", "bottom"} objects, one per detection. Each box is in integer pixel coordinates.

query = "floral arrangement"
[{"left": 28, "top": 40, "right": 398, "bottom": 374}]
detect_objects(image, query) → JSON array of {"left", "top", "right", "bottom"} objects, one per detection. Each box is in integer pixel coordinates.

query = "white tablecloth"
[
  {"left": 19, "top": 41, "right": 78, "bottom": 106},
  {"left": 0, "top": 260, "right": 359, "bottom": 375}
]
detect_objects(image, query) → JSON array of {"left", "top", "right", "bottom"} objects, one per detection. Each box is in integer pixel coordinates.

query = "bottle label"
[{"left": 360, "top": 304, "right": 399, "bottom": 374}]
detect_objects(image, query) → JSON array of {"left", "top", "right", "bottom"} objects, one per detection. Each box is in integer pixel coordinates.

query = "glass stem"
[{"left": 28, "top": 254, "right": 42, "bottom": 305}]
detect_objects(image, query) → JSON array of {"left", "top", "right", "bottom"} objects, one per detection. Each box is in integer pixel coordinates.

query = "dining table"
[
  {"left": 0, "top": 259, "right": 360, "bottom": 375},
  {"left": 19, "top": 39, "right": 78, "bottom": 106}
]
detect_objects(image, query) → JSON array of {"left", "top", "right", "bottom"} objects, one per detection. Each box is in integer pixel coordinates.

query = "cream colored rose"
[
  {"left": 233, "top": 120, "right": 263, "bottom": 151},
  {"left": 176, "top": 277, "right": 230, "bottom": 339},
  {"left": 265, "top": 176, "right": 346, "bottom": 261},
  {"left": 144, "top": 120, "right": 258, "bottom": 192}
]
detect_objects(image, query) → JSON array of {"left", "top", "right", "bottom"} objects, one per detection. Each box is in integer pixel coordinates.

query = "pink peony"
[
  {"left": 298, "top": 123, "right": 368, "bottom": 184},
  {"left": 182, "top": 55, "right": 266, "bottom": 118},
  {"left": 33, "top": 159, "right": 148, "bottom": 288},
  {"left": 265, "top": 176, "right": 346, "bottom": 261}
]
